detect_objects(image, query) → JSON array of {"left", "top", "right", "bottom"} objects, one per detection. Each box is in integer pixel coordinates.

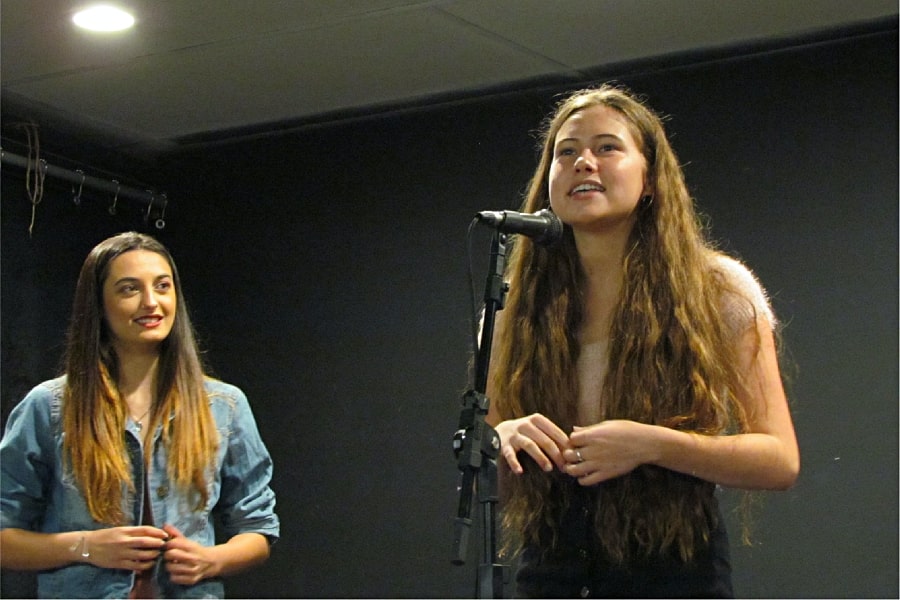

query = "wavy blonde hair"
[
  {"left": 488, "top": 85, "right": 756, "bottom": 564},
  {"left": 62, "top": 232, "right": 218, "bottom": 525}
]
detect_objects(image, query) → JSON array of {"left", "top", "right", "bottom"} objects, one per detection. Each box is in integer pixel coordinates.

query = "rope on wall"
[
  {"left": 1, "top": 147, "right": 169, "bottom": 234},
  {"left": 18, "top": 124, "right": 46, "bottom": 237}
]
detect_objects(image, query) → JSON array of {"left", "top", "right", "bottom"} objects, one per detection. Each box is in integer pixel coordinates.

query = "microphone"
[{"left": 476, "top": 208, "right": 563, "bottom": 246}]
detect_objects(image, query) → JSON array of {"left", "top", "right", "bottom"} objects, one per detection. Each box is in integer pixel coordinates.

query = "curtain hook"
[
  {"left": 144, "top": 191, "right": 154, "bottom": 222},
  {"left": 154, "top": 194, "right": 168, "bottom": 230},
  {"left": 108, "top": 180, "right": 120, "bottom": 215},
  {"left": 73, "top": 170, "right": 85, "bottom": 205}
]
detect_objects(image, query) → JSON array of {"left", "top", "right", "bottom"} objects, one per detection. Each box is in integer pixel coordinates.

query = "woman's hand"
[
  {"left": 494, "top": 413, "right": 571, "bottom": 475},
  {"left": 79, "top": 526, "right": 168, "bottom": 572},
  {"left": 161, "top": 526, "right": 270, "bottom": 584},
  {"left": 563, "top": 420, "right": 656, "bottom": 486},
  {"left": 161, "top": 524, "right": 217, "bottom": 586}
]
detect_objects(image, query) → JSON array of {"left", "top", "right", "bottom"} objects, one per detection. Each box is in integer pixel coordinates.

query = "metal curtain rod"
[{"left": 0, "top": 148, "right": 168, "bottom": 212}]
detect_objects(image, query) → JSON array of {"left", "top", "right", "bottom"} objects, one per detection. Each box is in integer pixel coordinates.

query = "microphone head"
[
  {"left": 475, "top": 208, "right": 563, "bottom": 246},
  {"left": 533, "top": 209, "right": 563, "bottom": 246},
  {"left": 476, "top": 210, "right": 504, "bottom": 227}
]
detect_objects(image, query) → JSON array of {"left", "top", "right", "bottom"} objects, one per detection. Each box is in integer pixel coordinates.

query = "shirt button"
[
  {"left": 580, "top": 585, "right": 590, "bottom": 598},
  {"left": 156, "top": 485, "right": 169, "bottom": 499}
]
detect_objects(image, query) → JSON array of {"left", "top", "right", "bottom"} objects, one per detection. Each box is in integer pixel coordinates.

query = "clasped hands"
[{"left": 495, "top": 413, "right": 652, "bottom": 486}]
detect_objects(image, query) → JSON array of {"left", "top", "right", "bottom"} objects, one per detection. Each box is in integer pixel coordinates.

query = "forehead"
[
  {"left": 555, "top": 104, "right": 636, "bottom": 142},
  {"left": 105, "top": 249, "right": 171, "bottom": 279}
]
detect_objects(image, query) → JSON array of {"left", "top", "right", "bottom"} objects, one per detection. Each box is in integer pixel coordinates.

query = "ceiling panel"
[
  {"left": 1, "top": 0, "right": 896, "bottom": 153},
  {"left": 443, "top": 0, "right": 898, "bottom": 67}
]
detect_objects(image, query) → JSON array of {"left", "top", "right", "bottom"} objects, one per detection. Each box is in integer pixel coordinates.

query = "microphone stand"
[{"left": 452, "top": 229, "right": 509, "bottom": 599}]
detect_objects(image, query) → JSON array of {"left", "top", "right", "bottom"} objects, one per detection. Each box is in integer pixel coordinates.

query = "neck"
[
  {"left": 573, "top": 229, "right": 629, "bottom": 343},
  {"left": 573, "top": 229, "right": 627, "bottom": 293},
  {"left": 114, "top": 346, "right": 162, "bottom": 416}
]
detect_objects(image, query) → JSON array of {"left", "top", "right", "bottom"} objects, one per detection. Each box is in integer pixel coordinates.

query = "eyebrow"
[
  {"left": 555, "top": 133, "right": 624, "bottom": 146},
  {"left": 111, "top": 274, "right": 173, "bottom": 286}
]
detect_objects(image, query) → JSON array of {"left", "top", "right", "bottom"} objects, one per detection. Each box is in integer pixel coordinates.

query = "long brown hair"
[
  {"left": 62, "top": 232, "right": 218, "bottom": 524},
  {"left": 489, "top": 85, "right": 756, "bottom": 563}
]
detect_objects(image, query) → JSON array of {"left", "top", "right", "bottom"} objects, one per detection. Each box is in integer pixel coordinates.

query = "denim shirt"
[{"left": 0, "top": 376, "right": 280, "bottom": 599}]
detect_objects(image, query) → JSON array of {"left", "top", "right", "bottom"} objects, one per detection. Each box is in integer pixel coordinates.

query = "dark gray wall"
[{"left": 2, "top": 24, "right": 897, "bottom": 598}]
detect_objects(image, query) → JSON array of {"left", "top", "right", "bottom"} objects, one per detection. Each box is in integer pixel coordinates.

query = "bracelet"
[{"left": 69, "top": 533, "right": 90, "bottom": 559}]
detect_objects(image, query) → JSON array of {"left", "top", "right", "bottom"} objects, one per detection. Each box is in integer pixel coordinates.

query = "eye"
[
  {"left": 555, "top": 146, "right": 576, "bottom": 157},
  {"left": 155, "top": 279, "right": 173, "bottom": 292},
  {"left": 596, "top": 143, "right": 617, "bottom": 153}
]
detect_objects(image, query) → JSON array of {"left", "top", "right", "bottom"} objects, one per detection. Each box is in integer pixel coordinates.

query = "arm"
[
  {"left": 566, "top": 316, "right": 800, "bottom": 490},
  {"left": 1, "top": 526, "right": 168, "bottom": 571},
  {"left": 1, "top": 528, "right": 91, "bottom": 570}
]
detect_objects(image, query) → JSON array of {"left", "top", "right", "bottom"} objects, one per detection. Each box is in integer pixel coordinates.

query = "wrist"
[
  {"left": 68, "top": 530, "right": 91, "bottom": 564},
  {"left": 650, "top": 426, "right": 706, "bottom": 478},
  {"left": 646, "top": 423, "right": 681, "bottom": 467}
]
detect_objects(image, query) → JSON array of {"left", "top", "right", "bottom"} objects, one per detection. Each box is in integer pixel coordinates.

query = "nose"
[
  {"left": 574, "top": 150, "right": 596, "bottom": 172},
  {"left": 139, "top": 287, "right": 159, "bottom": 309}
]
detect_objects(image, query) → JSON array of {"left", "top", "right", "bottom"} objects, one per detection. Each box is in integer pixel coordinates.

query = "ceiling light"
[{"left": 72, "top": 5, "right": 135, "bottom": 32}]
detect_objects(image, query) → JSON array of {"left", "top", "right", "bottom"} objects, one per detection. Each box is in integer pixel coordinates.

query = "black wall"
[{"left": 2, "top": 24, "right": 897, "bottom": 598}]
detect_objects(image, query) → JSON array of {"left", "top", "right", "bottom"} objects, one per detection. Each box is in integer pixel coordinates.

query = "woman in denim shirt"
[{"left": 1, "top": 232, "right": 279, "bottom": 598}]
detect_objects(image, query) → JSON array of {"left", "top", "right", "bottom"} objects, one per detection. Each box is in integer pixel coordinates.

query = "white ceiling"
[{"left": 1, "top": 0, "right": 896, "bottom": 153}]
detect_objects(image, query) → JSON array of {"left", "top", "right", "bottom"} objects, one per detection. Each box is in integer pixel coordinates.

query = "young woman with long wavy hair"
[
  {"left": 486, "top": 85, "right": 799, "bottom": 597},
  {"left": 1, "top": 232, "right": 279, "bottom": 598}
]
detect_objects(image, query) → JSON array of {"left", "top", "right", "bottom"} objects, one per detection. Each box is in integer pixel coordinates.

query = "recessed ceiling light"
[{"left": 72, "top": 5, "right": 135, "bottom": 32}]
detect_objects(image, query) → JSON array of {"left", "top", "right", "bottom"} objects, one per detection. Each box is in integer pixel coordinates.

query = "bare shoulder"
[{"left": 708, "top": 251, "right": 776, "bottom": 330}]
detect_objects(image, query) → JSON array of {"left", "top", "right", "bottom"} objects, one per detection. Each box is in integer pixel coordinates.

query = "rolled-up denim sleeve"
[
  {"left": 214, "top": 387, "right": 280, "bottom": 543},
  {"left": 1, "top": 385, "right": 55, "bottom": 531}
]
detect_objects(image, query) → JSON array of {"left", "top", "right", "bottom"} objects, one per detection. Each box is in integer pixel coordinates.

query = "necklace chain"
[{"left": 132, "top": 408, "right": 151, "bottom": 431}]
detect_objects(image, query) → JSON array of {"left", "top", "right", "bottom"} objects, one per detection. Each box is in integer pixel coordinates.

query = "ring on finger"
[{"left": 575, "top": 449, "right": 584, "bottom": 463}]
